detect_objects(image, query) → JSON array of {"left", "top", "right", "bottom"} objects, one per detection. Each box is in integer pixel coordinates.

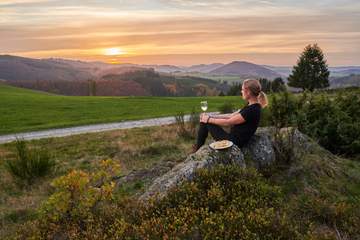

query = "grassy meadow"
[
  {"left": 0, "top": 83, "right": 245, "bottom": 135},
  {"left": 1, "top": 83, "right": 360, "bottom": 238},
  {"left": 0, "top": 124, "right": 199, "bottom": 238},
  {"left": 1, "top": 121, "right": 359, "bottom": 239}
]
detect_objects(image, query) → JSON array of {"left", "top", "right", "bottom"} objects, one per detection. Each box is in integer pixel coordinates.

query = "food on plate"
[{"left": 210, "top": 140, "right": 233, "bottom": 149}]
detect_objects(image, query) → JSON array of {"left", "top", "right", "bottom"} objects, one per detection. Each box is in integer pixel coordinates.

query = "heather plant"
[
  {"left": 14, "top": 163, "right": 360, "bottom": 239},
  {"left": 134, "top": 166, "right": 301, "bottom": 239}
]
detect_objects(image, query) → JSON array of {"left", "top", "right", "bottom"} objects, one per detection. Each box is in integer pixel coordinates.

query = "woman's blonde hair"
[{"left": 242, "top": 79, "right": 268, "bottom": 108}]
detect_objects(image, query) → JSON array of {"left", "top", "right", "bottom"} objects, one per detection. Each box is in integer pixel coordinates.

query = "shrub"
[
  {"left": 295, "top": 194, "right": 360, "bottom": 239},
  {"left": 14, "top": 159, "right": 123, "bottom": 239},
  {"left": 218, "top": 101, "right": 235, "bottom": 114},
  {"left": 267, "top": 92, "right": 301, "bottom": 164},
  {"left": 272, "top": 127, "right": 300, "bottom": 165},
  {"left": 5, "top": 139, "right": 55, "bottom": 185},
  {"left": 271, "top": 77, "right": 286, "bottom": 92},
  {"left": 15, "top": 163, "right": 360, "bottom": 239},
  {"left": 40, "top": 159, "right": 120, "bottom": 222},
  {"left": 135, "top": 166, "right": 300, "bottom": 239},
  {"left": 269, "top": 91, "right": 299, "bottom": 128},
  {"left": 174, "top": 108, "right": 199, "bottom": 140},
  {"left": 298, "top": 92, "right": 360, "bottom": 156},
  {"left": 264, "top": 90, "right": 360, "bottom": 156}
]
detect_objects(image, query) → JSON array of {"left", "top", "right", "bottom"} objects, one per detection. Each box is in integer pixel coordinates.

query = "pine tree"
[
  {"left": 271, "top": 77, "right": 286, "bottom": 92},
  {"left": 227, "top": 82, "right": 241, "bottom": 96},
  {"left": 259, "top": 78, "right": 271, "bottom": 93},
  {"left": 288, "top": 44, "right": 330, "bottom": 91}
]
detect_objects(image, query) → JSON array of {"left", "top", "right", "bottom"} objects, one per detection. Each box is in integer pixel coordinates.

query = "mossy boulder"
[{"left": 140, "top": 127, "right": 315, "bottom": 200}]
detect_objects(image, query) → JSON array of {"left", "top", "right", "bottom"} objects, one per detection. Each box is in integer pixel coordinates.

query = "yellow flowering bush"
[
  {"left": 14, "top": 159, "right": 122, "bottom": 239},
  {"left": 15, "top": 163, "right": 359, "bottom": 239},
  {"left": 134, "top": 166, "right": 300, "bottom": 239}
]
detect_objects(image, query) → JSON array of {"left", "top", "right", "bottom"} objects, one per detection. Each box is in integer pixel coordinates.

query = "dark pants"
[{"left": 196, "top": 123, "right": 237, "bottom": 149}]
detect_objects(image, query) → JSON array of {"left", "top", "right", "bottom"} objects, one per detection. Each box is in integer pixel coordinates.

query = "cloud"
[{"left": 0, "top": 0, "right": 359, "bottom": 65}]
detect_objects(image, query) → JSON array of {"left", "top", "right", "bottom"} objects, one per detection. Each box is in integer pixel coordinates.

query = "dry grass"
[{"left": 0, "top": 123, "right": 194, "bottom": 238}]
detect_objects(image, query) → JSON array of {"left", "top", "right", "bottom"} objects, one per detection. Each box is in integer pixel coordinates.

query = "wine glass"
[{"left": 201, "top": 101, "right": 208, "bottom": 112}]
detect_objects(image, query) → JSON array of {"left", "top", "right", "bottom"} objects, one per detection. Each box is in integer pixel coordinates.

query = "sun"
[{"left": 104, "top": 47, "right": 125, "bottom": 56}]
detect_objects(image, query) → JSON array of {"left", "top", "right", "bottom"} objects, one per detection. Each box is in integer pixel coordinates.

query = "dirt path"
[{"left": 0, "top": 114, "right": 201, "bottom": 144}]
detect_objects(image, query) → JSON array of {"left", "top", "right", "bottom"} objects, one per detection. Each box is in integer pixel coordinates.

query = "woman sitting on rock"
[{"left": 193, "top": 79, "right": 268, "bottom": 152}]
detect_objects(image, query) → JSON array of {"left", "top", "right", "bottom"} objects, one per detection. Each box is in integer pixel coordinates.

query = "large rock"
[
  {"left": 241, "top": 128, "right": 276, "bottom": 169},
  {"left": 139, "top": 144, "right": 245, "bottom": 201},
  {"left": 139, "top": 127, "right": 312, "bottom": 201}
]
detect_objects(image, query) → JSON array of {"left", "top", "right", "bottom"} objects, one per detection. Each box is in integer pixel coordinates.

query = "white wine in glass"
[{"left": 201, "top": 101, "right": 208, "bottom": 112}]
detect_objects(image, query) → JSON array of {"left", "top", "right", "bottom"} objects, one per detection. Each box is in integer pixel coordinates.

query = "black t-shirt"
[{"left": 230, "top": 103, "right": 261, "bottom": 147}]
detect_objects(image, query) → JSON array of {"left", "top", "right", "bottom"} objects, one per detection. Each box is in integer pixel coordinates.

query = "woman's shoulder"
[{"left": 242, "top": 103, "right": 261, "bottom": 110}]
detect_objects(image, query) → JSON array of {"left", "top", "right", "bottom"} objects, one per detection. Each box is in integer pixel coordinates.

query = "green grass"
[
  {"left": 1, "top": 122, "right": 360, "bottom": 238},
  {"left": 0, "top": 83, "right": 245, "bottom": 135},
  {"left": 0, "top": 123, "right": 196, "bottom": 238}
]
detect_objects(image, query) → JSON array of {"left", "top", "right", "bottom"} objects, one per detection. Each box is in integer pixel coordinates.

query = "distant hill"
[
  {"left": 0, "top": 55, "right": 149, "bottom": 82},
  {"left": 262, "top": 65, "right": 292, "bottom": 77},
  {"left": 263, "top": 65, "right": 360, "bottom": 78},
  {"left": 0, "top": 55, "right": 97, "bottom": 82},
  {"left": 142, "top": 64, "right": 184, "bottom": 73},
  {"left": 329, "top": 67, "right": 360, "bottom": 77},
  {"left": 186, "top": 63, "right": 225, "bottom": 73},
  {"left": 330, "top": 74, "right": 360, "bottom": 88},
  {"left": 140, "top": 63, "right": 225, "bottom": 74},
  {"left": 0, "top": 55, "right": 229, "bottom": 96},
  {"left": 96, "top": 69, "right": 228, "bottom": 96},
  {"left": 7, "top": 71, "right": 229, "bottom": 97},
  {"left": 2, "top": 55, "right": 359, "bottom": 92},
  {"left": 210, "top": 61, "right": 282, "bottom": 80}
]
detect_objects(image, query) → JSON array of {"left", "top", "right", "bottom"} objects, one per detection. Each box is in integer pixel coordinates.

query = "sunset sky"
[{"left": 0, "top": 0, "right": 359, "bottom": 66}]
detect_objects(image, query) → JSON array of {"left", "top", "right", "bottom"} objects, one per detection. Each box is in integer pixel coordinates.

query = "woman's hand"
[{"left": 200, "top": 113, "right": 210, "bottom": 123}]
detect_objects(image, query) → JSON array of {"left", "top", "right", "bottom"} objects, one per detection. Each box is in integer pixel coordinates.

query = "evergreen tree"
[
  {"left": 288, "top": 44, "right": 330, "bottom": 91},
  {"left": 271, "top": 77, "right": 286, "bottom": 92},
  {"left": 259, "top": 78, "right": 271, "bottom": 93},
  {"left": 227, "top": 82, "right": 241, "bottom": 96}
]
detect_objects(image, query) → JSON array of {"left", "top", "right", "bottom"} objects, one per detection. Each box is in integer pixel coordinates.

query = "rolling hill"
[
  {"left": 2, "top": 55, "right": 359, "bottom": 92},
  {"left": 6, "top": 68, "right": 228, "bottom": 97},
  {"left": 186, "top": 63, "right": 225, "bottom": 73},
  {"left": 0, "top": 55, "right": 228, "bottom": 96},
  {"left": 209, "top": 61, "right": 282, "bottom": 80},
  {"left": 330, "top": 74, "right": 360, "bottom": 88}
]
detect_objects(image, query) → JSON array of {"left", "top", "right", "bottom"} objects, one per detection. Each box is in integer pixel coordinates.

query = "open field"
[{"left": 0, "top": 83, "right": 245, "bottom": 135}]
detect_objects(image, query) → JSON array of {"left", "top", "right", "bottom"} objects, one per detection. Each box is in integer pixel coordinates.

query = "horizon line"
[{"left": 2, "top": 54, "right": 360, "bottom": 68}]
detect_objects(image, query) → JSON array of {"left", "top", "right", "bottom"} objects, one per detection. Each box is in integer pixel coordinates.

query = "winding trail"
[{"left": 0, "top": 114, "right": 201, "bottom": 144}]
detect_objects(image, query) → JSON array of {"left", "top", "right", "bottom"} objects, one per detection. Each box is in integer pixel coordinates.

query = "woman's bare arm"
[
  {"left": 207, "top": 112, "right": 245, "bottom": 127},
  {"left": 210, "top": 109, "right": 240, "bottom": 119}
]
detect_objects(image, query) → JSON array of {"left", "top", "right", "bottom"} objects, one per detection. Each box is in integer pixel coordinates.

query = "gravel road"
[{"left": 0, "top": 114, "right": 202, "bottom": 144}]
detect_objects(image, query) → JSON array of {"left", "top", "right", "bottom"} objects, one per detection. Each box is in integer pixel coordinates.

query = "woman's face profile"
[{"left": 241, "top": 85, "right": 249, "bottom": 100}]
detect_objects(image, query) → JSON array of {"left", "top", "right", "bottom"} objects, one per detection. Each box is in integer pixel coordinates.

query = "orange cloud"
[{"left": 1, "top": 1, "right": 359, "bottom": 65}]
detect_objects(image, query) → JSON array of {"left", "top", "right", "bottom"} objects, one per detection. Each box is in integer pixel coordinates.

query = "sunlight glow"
[{"left": 104, "top": 47, "right": 125, "bottom": 56}]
